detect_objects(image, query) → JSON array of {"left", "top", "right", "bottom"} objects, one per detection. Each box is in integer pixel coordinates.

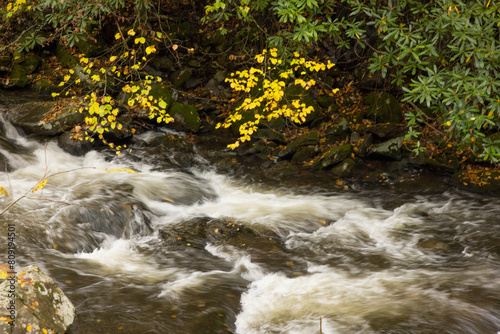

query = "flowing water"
[{"left": 0, "top": 101, "right": 499, "bottom": 333}]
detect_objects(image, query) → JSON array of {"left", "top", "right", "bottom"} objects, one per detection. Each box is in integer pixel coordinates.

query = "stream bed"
[{"left": 0, "top": 100, "right": 499, "bottom": 334}]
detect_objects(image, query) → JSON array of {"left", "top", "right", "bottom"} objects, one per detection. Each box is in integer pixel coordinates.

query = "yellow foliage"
[
  {"left": 32, "top": 179, "right": 48, "bottom": 193},
  {"left": 220, "top": 49, "right": 336, "bottom": 149}
]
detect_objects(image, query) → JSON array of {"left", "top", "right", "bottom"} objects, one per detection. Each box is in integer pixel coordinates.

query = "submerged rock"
[
  {"left": 0, "top": 265, "right": 75, "bottom": 334},
  {"left": 58, "top": 132, "right": 93, "bottom": 156}
]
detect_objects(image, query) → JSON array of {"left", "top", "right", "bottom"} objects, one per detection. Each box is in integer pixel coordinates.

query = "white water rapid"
[{"left": 0, "top": 113, "right": 499, "bottom": 334}]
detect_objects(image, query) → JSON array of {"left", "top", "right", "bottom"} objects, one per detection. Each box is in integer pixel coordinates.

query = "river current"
[{"left": 0, "top": 103, "right": 499, "bottom": 333}]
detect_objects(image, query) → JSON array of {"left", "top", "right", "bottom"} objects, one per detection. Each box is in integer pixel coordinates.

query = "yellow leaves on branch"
[
  {"left": 221, "top": 48, "right": 336, "bottom": 149},
  {"left": 0, "top": 186, "right": 8, "bottom": 197},
  {"left": 32, "top": 179, "right": 47, "bottom": 193},
  {"left": 105, "top": 168, "right": 139, "bottom": 174}
]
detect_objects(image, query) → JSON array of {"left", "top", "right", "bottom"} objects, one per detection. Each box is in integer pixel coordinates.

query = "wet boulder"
[
  {"left": 291, "top": 146, "right": 320, "bottom": 164},
  {"left": 58, "top": 132, "right": 93, "bottom": 156},
  {"left": 265, "top": 160, "right": 299, "bottom": 177},
  {"left": 278, "top": 131, "right": 319, "bottom": 159},
  {"left": 331, "top": 157, "right": 356, "bottom": 177},
  {"left": 451, "top": 169, "right": 500, "bottom": 195},
  {"left": 312, "top": 143, "right": 352, "bottom": 170},
  {"left": 6, "top": 100, "right": 85, "bottom": 137},
  {"left": 368, "top": 137, "right": 404, "bottom": 161},
  {"left": 0, "top": 265, "right": 75, "bottom": 334}
]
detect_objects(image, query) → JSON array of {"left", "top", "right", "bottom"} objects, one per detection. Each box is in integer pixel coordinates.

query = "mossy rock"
[
  {"left": 366, "top": 123, "right": 406, "bottom": 139},
  {"left": 312, "top": 143, "right": 352, "bottom": 170},
  {"left": 255, "top": 128, "right": 286, "bottom": 144},
  {"left": 149, "top": 83, "right": 173, "bottom": 107},
  {"left": 317, "top": 95, "right": 336, "bottom": 109},
  {"left": 75, "top": 37, "right": 106, "bottom": 57},
  {"left": 150, "top": 56, "right": 175, "bottom": 72},
  {"left": 325, "top": 118, "right": 350, "bottom": 141},
  {"left": 7, "top": 100, "right": 85, "bottom": 136},
  {"left": 353, "top": 133, "right": 373, "bottom": 158},
  {"left": 278, "top": 131, "right": 319, "bottom": 159},
  {"left": 365, "top": 93, "right": 403, "bottom": 123},
  {"left": 55, "top": 44, "right": 78, "bottom": 68},
  {"left": 172, "top": 68, "right": 193, "bottom": 87},
  {"left": 21, "top": 53, "right": 41, "bottom": 74},
  {"left": 0, "top": 265, "right": 75, "bottom": 334},
  {"left": 6, "top": 64, "right": 31, "bottom": 88},
  {"left": 169, "top": 102, "right": 201, "bottom": 133},
  {"left": 33, "top": 78, "right": 61, "bottom": 94},
  {"left": 331, "top": 158, "right": 356, "bottom": 177},
  {"left": 368, "top": 137, "right": 404, "bottom": 161},
  {"left": 291, "top": 146, "right": 320, "bottom": 163},
  {"left": 265, "top": 160, "right": 299, "bottom": 177},
  {"left": 451, "top": 169, "right": 500, "bottom": 194}
]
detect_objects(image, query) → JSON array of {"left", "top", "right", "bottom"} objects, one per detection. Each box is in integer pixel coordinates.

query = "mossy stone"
[
  {"left": 169, "top": 102, "right": 201, "bottom": 133},
  {"left": 56, "top": 44, "right": 78, "bottom": 67},
  {"left": 368, "top": 137, "right": 404, "bottom": 160},
  {"left": 172, "top": 68, "right": 192, "bottom": 87},
  {"left": 331, "top": 158, "right": 356, "bottom": 177},
  {"left": 7, "top": 64, "right": 31, "bottom": 88},
  {"left": 278, "top": 131, "right": 320, "bottom": 159},
  {"left": 291, "top": 146, "right": 320, "bottom": 163},
  {"left": 366, "top": 93, "right": 403, "bottom": 123},
  {"left": 312, "top": 143, "right": 353, "bottom": 169}
]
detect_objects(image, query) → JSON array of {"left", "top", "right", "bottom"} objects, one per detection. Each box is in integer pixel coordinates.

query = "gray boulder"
[
  {"left": 0, "top": 265, "right": 75, "bottom": 334},
  {"left": 7, "top": 101, "right": 85, "bottom": 137}
]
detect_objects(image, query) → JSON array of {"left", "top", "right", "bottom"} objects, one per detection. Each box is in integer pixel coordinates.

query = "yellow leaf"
[
  {"left": 42, "top": 329, "right": 48, "bottom": 334},
  {"left": 27, "top": 325, "right": 32, "bottom": 331},
  {"left": 115, "top": 33, "right": 121, "bottom": 40},
  {"left": 32, "top": 179, "right": 47, "bottom": 193},
  {"left": 127, "top": 29, "right": 136, "bottom": 36},
  {"left": 105, "top": 168, "right": 138, "bottom": 174},
  {"left": 134, "top": 37, "right": 146, "bottom": 44},
  {"left": 0, "top": 186, "right": 7, "bottom": 197},
  {"left": 0, "top": 270, "right": 7, "bottom": 279}
]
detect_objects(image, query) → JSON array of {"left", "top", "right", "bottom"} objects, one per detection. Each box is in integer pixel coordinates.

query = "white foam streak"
[
  {"left": 206, "top": 244, "right": 266, "bottom": 281},
  {"left": 235, "top": 266, "right": 493, "bottom": 334}
]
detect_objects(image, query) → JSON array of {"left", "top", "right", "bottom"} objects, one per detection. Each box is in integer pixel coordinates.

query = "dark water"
[{"left": 0, "top": 102, "right": 499, "bottom": 334}]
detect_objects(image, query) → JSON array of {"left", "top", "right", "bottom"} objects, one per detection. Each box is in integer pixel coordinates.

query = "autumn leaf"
[
  {"left": 0, "top": 186, "right": 9, "bottom": 197},
  {"left": 134, "top": 37, "right": 146, "bottom": 44},
  {"left": 172, "top": 44, "right": 178, "bottom": 51},
  {"left": 32, "top": 179, "right": 48, "bottom": 193},
  {"left": 127, "top": 29, "right": 136, "bottom": 36},
  {"left": 105, "top": 168, "right": 139, "bottom": 174},
  {"left": 109, "top": 56, "right": 117, "bottom": 62},
  {"left": 158, "top": 99, "right": 167, "bottom": 109}
]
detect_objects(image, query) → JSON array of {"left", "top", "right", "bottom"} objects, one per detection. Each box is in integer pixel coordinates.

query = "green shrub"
[{"left": 204, "top": 0, "right": 500, "bottom": 162}]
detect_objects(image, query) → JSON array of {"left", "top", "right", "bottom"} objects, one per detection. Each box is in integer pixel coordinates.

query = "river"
[{"left": 0, "top": 99, "right": 499, "bottom": 333}]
